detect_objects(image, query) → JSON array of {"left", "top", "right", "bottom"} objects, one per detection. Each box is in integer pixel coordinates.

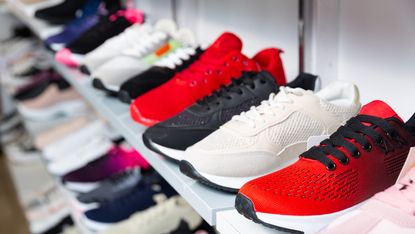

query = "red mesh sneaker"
[
  {"left": 129, "top": 32, "right": 286, "bottom": 126},
  {"left": 236, "top": 100, "right": 415, "bottom": 234}
]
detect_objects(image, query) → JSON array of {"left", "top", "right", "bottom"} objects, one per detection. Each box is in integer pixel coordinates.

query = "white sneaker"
[
  {"left": 102, "top": 196, "right": 202, "bottom": 234},
  {"left": 42, "top": 120, "right": 109, "bottom": 161},
  {"left": 91, "top": 25, "right": 196, "bottom": 93},
  {"left": 47, "top": 135, "right": 113, "bottom": 175},
  {"left": 81, "top": 19, "right": 176, "bottom": 74},
  {"left": 24, "top": 183, "right": 70, "bottom": 234},
  {"left": 5, "top": 133, "right": 41, "bottom": 164},
  {"left": 181, "top": 81, "right": 361, "bottom": 191}
]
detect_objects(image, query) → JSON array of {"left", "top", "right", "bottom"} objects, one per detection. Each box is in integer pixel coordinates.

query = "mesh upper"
[
  {"left": 266, "top": 111, "right": 324, "bottom": 148},
  {"left": 320, "top": 100, "right": 359, "bottom": 123},
  {"left": 219, "top": 97, "right": 261, "bottom": 123},
  {"left": 161, "top": 111, "right": 210, "bottom": 127},
  {"left": 197, "top": 129, "right": 258, "bottom": 150}
]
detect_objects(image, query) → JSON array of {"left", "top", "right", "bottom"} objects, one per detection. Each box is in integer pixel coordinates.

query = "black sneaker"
[
  {"left": 56, "top": 9, "right": 144, "bottom": 66},
  {"left": 118, "top": 47, "right": 204, "bottom": 104},
  {"left": 34, "top": 0, "right": 88, "bottom": 25},
  {"left": 142, "top": 71, "right": 318, "bottom": 161}
]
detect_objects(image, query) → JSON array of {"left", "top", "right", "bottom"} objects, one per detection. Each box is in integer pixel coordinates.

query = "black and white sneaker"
[
  {"left": 34, "top": 0, "right": 88, "bottom": 25},
  {"left": 143, "top": 71, "right": 319, "bottom": 161},
  {"left": 118, "top": 47, "right": 203, "bottom": 103}
]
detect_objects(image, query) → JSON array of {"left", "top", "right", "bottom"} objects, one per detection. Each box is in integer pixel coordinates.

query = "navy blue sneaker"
[{"left": 81, "top": 172, "right": 177, "bottom": 231}]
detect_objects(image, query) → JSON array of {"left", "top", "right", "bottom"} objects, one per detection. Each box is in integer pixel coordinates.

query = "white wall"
[
  {"left": 136, "top": 0, "right": 300, "bottom": 81},
  {"left": 311, "top": 0, "right": 415, "bottom": 119},
  {"left": 337, "top": 0, "right": 415, "bottom": 119}
]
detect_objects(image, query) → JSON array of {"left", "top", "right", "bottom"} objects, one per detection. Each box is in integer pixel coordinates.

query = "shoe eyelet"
[
  {"left": 238, "top": 91, "right": 243, "bottom": 95},
  {"left": 353, "top": 150, "right": 361, "bottom": 158},
  {"left": 232, "top": 56, "right": 239, "bottom": 62},
  {"left": 243, "top": 60, "right": 249, "bottom": 66},
  {"left": 260, "top": 79, "right": 266, "bottom": 84},
  {"left": 363, "top": 144, "right": 372, "bottom": 152},
  {"left": 339, "top": 157, "right": 349, "bottom": 165},
  {"left": 224, "top": 62, "right": 230, "bottom": 67},
  {"left": 202, "top": 79, "right": 208, "bottom": 84},
  {"left": 189, "top": 81, "right": 197, "bottom": 87},
  {"left": 250, "top": 85, "right": 256, "bottom": 89},
  {"left": 216, "top": 102, "right": 220, "bottom": 106},
  {"left": 326, "top": 162, "right": 336, "bottom": 171},
  {"left": 376, "top": 138, "right": 384, "bottom": 145}
]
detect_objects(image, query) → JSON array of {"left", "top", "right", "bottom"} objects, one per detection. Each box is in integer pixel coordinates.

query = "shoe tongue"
[
  {"left": 203, "top": 32, "right": 242, "bottom": 58},
  {"left": 360, "top": 100, "right": 403, "bottom": 122}
]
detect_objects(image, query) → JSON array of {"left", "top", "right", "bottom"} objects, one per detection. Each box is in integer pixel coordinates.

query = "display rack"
[{"left": 5, "top": 0, "right": 243, "bottom": 228}]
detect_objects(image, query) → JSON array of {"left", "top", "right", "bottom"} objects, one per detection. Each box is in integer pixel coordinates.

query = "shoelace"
[
  {"left": 196, "top": 72, "right": 259, "bottom": 110},
  {"left": 155, "top": 47, "right": 196, "bottom": 69},
  {"left": 302, "top": 115, "right": 408, "bottom": 170},
  {"left": 123, "top": 31, "right": 168, "bottom": 58},
  {"left": 174, "top": 52, "right": 227, "bottom": 85},
  {"left": 232, "top": 87, "right": 305, "bottom": 128},
  {"left": 375, "top": 169, "right": 415, "bottom": 214}
]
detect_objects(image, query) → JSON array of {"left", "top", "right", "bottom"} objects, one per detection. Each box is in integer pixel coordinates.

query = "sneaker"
[
  {"left": 102, "top": 196, "right": 202, "bottom": 234},
  {"left": 47, "top": 135, "right": 114, "bottom": 175},
  {"left": 235, "top": 100, "right": 415, "bottom": 233},
  {"left": 55, "top": 9, "right": 145, "bottom": 67},
  {"left": 130, "top": 32, "right": 287, "bottom": 126},
  {"left": 45, "top": 0, "right": 101, "bottom": 50},
  {"left": 81, "top": 172, "right": 177, "bottom": 231},
  {"left": 17, "top": 86, "right": 87, "bottom": 121},
  {"left": 118, "top": 46, "right": 204, "bottom": 103},
  {"left": 46, "top": 14, "right": 99, "bottom": 51},
  {"left": 75, "top": 169, "right": 142, "bottom": 203},
  {"left": 23, "top": 184, "right": 70, "bottom": 234},
  {"left": 34, "top": 0, "right": 88, "bottom": 25},
  {"left": 320, "top": 167, "right": 415, "bottom": 234},
  {"left": 90, "top": 31, "right": 180, "bottom": 94},
  {"left": 34, "top": 116, "right": 90, "bottom": 150},
  {"left": 180, "top": 81, "right": 361, "bottom": 192},
  {"left": 42, "top": 120, "right": 110, "bottom": 160},
  {"left": 62, "top": 146, "right": 149, "bottom": 187},
  {"left": 5, "top": 133, "right": 41, "bottom": 164},
  {"left": 81, "top": 19, "right": 177, "bottom": 74},
  {"left": 13, "top": 70, "right": 67, "bottom": 101},
  {"left": 144, "top": 72, "right": 318, "bottom": 162}
]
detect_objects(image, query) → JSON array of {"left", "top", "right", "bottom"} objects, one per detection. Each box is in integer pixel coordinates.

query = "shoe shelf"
[
  {"left": 52, "top": 60, "right": 236, "bottom": 225},
  {"left": 6, "top": 0, "right": 62, "bottom": 40},
  {"left": 4, "top": 0, "right": 271, "bottom": 229},
  {"left": 216, "top": 210, "right": 277, "bottom": 234}
]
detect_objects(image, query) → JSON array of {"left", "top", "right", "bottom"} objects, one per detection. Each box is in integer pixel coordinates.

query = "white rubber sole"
[
  {"left": 256, "top": 203, "right": 363, "bottom": 234},
  {"left": 81, "top": 215, "right": 113, "bottom": 232},
  {"left": 47, "top": 138, "right": 112, "bottom": 175},
  {"left": 149, "top": 141, "right": 185, "bottom": 161},
  {"left": 29, "top": 206, "right": 70, "bottom": 234},
  {"left": 192, "top": 142, "right": 306, "bottom": 189},
  {"left": 64, "top": 181, "right": 101, "bottom": 193},
  {"left": 17, "top": 100, "right": 87, "bottom": 121}
]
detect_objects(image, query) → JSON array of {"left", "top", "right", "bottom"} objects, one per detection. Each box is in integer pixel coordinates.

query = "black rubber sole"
[
  {"left": 142, "top": 134, "right": 181, "bottom": 164},
  {"left": 179, "top": 160, "right": 239, "bottom": 193},
  {"left": 79, "top": 65, "right": 91, "bottom": 75},
  {"left": 118, "top": 90, "right": 133, "bottom": 104},
  {"left": 91, "top": 78, "right": 119, "bottom": 97},
  {"left": 235, "top": 194, "right": 304, "bottom": 234}
]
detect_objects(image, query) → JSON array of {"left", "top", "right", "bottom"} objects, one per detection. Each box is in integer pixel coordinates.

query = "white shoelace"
[
  {"left": 154, "top": 47, "right": 196, "bottom": 69},
  {"left": 123, "top": 31, "right": 168, "bottom": 58},
  {"left": 233, "top": 87, "right": 305, "bottom": 128}
]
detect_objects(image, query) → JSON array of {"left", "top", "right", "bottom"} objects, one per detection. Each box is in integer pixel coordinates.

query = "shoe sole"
[
  {"left": 142, "top": 136, "right": 182, "bottom": 163},
  {"left": 64, "top": 181, "right": 101, "bottom": 193},
  {"left": 118, "top": 89, "right": 133, "bottom": 104},
  {"left": 81, "top": 215, "right": 113, "bottom": 232},
  {"left": 179, "top": 142, "right": 305, "bottom": 193},
  {"left": 235, "top": 193, "right": 363, "bottom": 234},
  {"left": 17, "top": 100, "right": 87, "bottom": 121},
  {"left": 179, "top": 161, "right": 239, "bottom": 193},
  {"left": 92, "top": 78, "right": 119, "bottom": 97}
]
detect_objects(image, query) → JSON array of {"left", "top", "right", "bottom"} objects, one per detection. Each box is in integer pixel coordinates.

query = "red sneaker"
[
  {"left": 129, "top": 32, "right": 286, "bottom": 126},
  {"left": 236, "top": 100, "right": 415, "bottom": 234}
]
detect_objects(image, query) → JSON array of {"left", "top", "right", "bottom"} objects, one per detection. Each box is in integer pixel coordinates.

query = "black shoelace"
[
  {"left": 302, "top": 115, "right": 408, "bottom": 170},
  {"left": 197, "top": 72, "right": 264, "bottom": 110}
]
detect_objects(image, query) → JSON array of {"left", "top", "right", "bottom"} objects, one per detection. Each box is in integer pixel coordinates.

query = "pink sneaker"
[{"left": 320, "top": 167, "right": 415, "bottom": 234}]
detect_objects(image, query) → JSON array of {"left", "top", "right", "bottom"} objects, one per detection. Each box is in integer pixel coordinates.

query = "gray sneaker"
[{"left": 76, "top": 169, "right": 141, "bottom": 204}]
